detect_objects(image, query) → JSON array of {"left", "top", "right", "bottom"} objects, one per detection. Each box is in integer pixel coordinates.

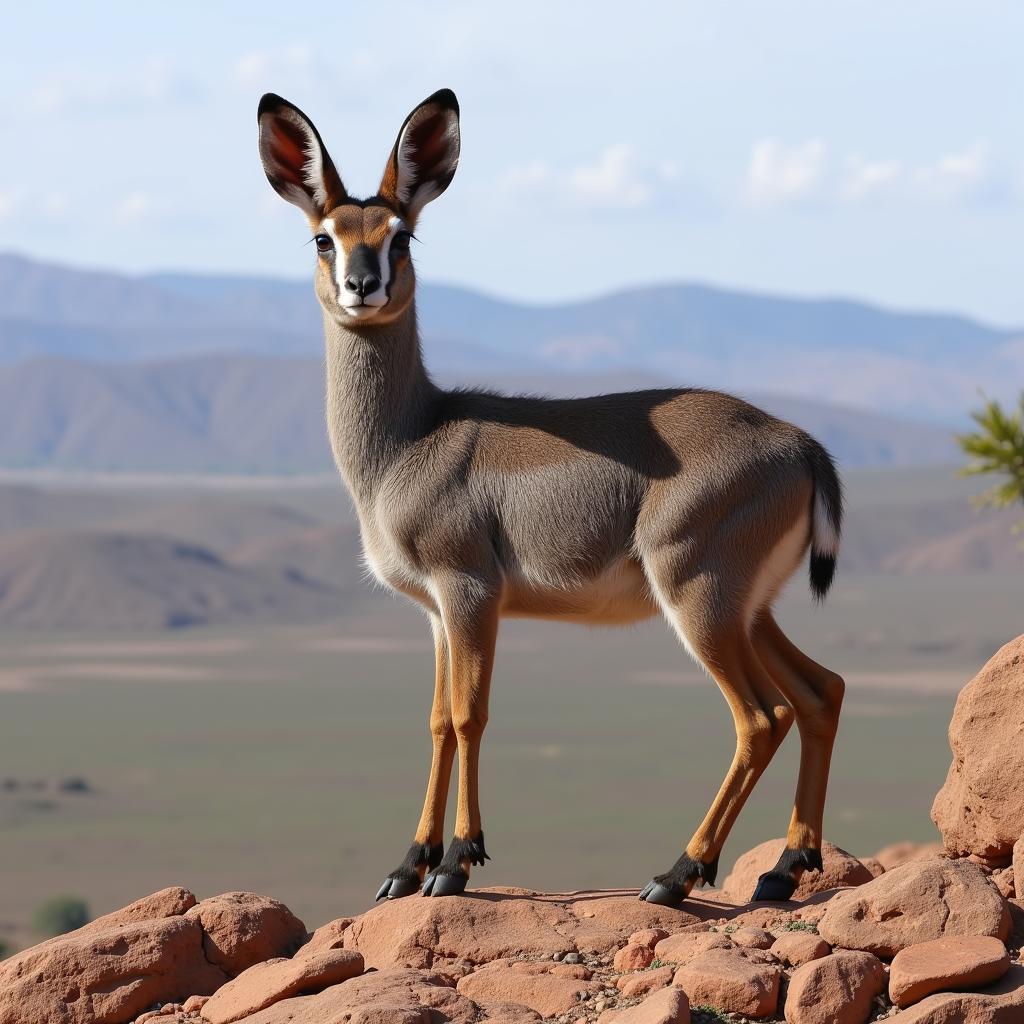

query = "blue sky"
[{"left": 2, "top": 1, "right": 1022, "bottom": 324}]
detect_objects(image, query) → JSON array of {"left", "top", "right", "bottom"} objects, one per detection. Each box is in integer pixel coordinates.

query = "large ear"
[
  {"left": 258, "top": 93, "right": 346, "bottom": 219},
  {"left": 379, "top": 89, "right": 460, "bottom": 223}
]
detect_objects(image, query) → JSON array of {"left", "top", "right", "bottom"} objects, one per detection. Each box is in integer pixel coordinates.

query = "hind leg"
[
  {"left": 639, "top": 588, "right": 795, "bottom": 907},
  {"left": 748, "top": 611, "right": 845, "bottom": 900}
]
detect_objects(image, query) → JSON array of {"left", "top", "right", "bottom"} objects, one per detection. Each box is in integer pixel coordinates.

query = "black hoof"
[
  {"left": 752, "top": 870, "right": 798, "bottom": 902},
  {"left": 422, "top": 870, "right": 468, "bottom": 897},
  {"left": 375, "top": 841, "right": 444, "bottom": 902},
  {"left": 375, "top": 874, "right": 422, "bottom": 901},
  {"left": 639, "top": 880, "right": 685, "bottom": 908}
]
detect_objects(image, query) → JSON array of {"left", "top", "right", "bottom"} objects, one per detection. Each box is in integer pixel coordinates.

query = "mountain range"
[{"left": 1, "top": 251, "right": 1019, "bottom": 473}]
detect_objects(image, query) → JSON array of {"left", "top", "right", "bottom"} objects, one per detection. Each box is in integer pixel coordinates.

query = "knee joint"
[{"left": 453, "top": 709, "right": 488, "bottom": 739}]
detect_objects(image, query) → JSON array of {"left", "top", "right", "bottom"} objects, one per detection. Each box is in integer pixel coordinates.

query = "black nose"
[{"left": 345, "top": 271, "right": 381, "bottom": 297}]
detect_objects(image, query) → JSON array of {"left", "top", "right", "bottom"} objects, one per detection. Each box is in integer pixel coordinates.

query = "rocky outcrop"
[
  {"left": 1, "top": 849, "right": 1016, "bottom": 1024},
  {"left": 817, "top": 856, "right": 1011, "bottom": 957},
  {"left": 932, "top": 635, "right": 1024, "bottom": 863},
  {"left": 888, "top": 935, "right": 1011, "bottom": 1008}
]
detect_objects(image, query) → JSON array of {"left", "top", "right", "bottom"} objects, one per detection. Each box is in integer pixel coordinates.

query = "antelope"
[{"left": 257, "top": 89, "right": 845, "bottom": 906}]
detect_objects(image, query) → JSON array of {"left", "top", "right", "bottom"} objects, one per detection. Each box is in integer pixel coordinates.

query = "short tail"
[{"left": 804, "top": 439, "right": 843, "bottom": 601}]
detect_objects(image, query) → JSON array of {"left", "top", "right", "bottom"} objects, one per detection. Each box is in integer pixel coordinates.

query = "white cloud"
[
  {"left": 839, "top": 157, "right": 903, "bottom": 201},
  {"left": 28, "top": 57, "right": 198, "bottom": 116},
  {"left": 115, "top": 192, "right": 152, "bottom": 224},
  {"left": 500, "top": 145, "right": 679, "bottom": 210},
  {"left": 233, "top": 45, "right": 315, "bottom": 88},
  {"left": 914, "top": 142, "right": 989, "bottom": 200},
  {"left": 0, "top": 190, "right": 17, "bottom": 220},
  {"left": 745, "top": 139, "right": 825, "bottom": 205}
]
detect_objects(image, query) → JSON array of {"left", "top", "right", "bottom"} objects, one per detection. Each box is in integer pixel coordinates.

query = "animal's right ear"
[{"left": 257, "top": 93, "right": 347, "bottom": 220}]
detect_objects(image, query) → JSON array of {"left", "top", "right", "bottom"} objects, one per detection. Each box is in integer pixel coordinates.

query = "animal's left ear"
[{"left": 378, "top": 89, "right": 460, "bottom": 224}]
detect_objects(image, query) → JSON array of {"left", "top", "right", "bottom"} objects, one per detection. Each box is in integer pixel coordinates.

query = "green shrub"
[
  {"left": 32, "top": 896, "right": 91, "bottom": 937},
  {"left": 958, "top": 392, "right": 1024, "bottom": 536}
]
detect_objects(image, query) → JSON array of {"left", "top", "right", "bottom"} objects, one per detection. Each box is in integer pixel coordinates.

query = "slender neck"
[{"left": 323, "top": 300, "right": 436, "bottom": 504}]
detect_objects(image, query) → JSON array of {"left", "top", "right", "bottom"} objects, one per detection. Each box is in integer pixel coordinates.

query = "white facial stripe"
[
  {"left": 368, "top": 216, "right": 404, "bottom": 306},
  {"left": 319, "top": 220, "right": 349, "bottom": 303}
]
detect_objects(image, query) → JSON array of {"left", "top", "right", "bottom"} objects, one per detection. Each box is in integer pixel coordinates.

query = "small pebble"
[{"left": 564, "top": 951, "right": 582, "bottom": 964}]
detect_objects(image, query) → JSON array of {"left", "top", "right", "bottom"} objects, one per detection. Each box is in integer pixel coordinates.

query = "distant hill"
[
  {"left": 0, "top": 529, "right": 348, "bottom": 631},
  {"left": 1, "top": 252, "right": 1021, "bottom": 422},
  {"left": 0, "top": 354, "right": 958, "bottom": 472},
  {"left": 0, "top": 470, "right": 1017, "bottom": 631}
]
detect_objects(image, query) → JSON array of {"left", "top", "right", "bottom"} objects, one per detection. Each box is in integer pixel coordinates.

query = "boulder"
[
  {"left": 888, "top": 935, "right": 1011, "bottom": 1007},
  {"left": 456, "top": 959, "right": 600, "bottom": 1017},
  {"left": 672, "top": 947, "right": 781, "bottom": 1019},
  {"left": 228, "top": 968, "right": 479, "bottom": 1024},
  {"left": 817, "top": 856, "right": 1010, "bottom": 957},
  {"left": 343, "top": 888, "right": 697, "bottom": 970},
  {"left": 871, "top": 841, "right": 945, "bottom": 872},
  {"left": 769, "top": 932, "right": 831, "bottom": 967},
  {"left": 627, "top": 928, "right": 669, "bottom": 949},
  {"left": 604, "top": 987, "right": 690, "bottom": 1024},
  {"left": 895, "top": 963, "right": 1024, "bottom": 1024},
  {"left": 932, "top": 635, "right": 1024, "bottom": 861},
  {"left": 0, "top": 914, "right": 226, "bottom": 1024},
  {"left": 729, "top": 926, "right": 774, "bottom": 949},
  {"left": 1014, "top": 835, "right": 1024, "bottom": 891},
  {"left": 616, "top": 966, "right": 674, "bottom": 997},
  {"left": 613, "top": 942, "right": 654, "bottom": 971},
  {"left": 652, "top": 931, "right": 730, "bottom": 966},
  {"left": 186, "top": 893, "right": 307, "bottom": 977},
  {"left": 784, "top": 950, "right": 886, "bottom": 1024},
  {"left": 200, "top": 947, "right": 365, "bottom": 1024},
  {"left": 720, "top": 839, "right": 873, "bottom": 902}
]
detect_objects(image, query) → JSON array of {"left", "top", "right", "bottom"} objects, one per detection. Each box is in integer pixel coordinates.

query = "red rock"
[
  {"left": 616, "top": 966, "right": 674, "bottom": 997},
  {"left": 201, "top": 947, "right": 365, "bottom": 1023},
  {"left": 1014, "top": 835, "right": 1024, "bottom": 889},
  {"left": 614, "top": 942, "right": 655, "bottom": 971},
  {"left": 889, "top": 935, "right": 1011, "bottom": 1007},
  {"left": 932, "top": 635, "right": 1024, "bottom": 862},
  {"left": 234, "top": 968, "right": 478, "bottom": 1024},
  {"left": 0, "top": 915, "right": 226, "bottom": 1024},
  {"left": 817, "top": 856, "right": 1010, "bottom": 957},
  {"left": 652, "top": 931, "right": 730, "bottom": 965},
  {"left": 344, "top": 888, "right": 697, "bottom": 970},
  {"left": 730, "top": 926, "right": 774, "bottom": 949},
  {"left": 457, "top": 959, "right": 601, "bottom": 1017},
  {"left": 186, "top": 893, "right": 307, "bottom": 978},
  {"left": 784, "top": 950, "right": 886, "bottom": 1024},
  {"left": 673, "top": 947, "right": 780, "bottom": 1019},
  {"left": 872, "top": 841, "right": 945, "bottom": 872},
  {"left": 183, "top": 995, "right": 211, "bottom": 1012},
  {"left": 303, "top": 917, "right": 352, "bottom": 953},
  {"left": 477, "top": 1004, "right": 541, "bottom": 1024},
  {"left": 769, "top": 932, "right": 831, "bottom": 966},
  {"left": 604, "top": 987, "right": 690, "bottom": 1024},
  {"left": 860, "top": 857, "right": 885, "bottom": 878},
  {"left": 993, "top": 867, "right": 1015, "bottom": 899},
  {"left": 895, "top": 963, "right": 1024, "bottom": 1023},
  {"left": 720, "top": 839, "right": 873, "bottom": 902},
  {"left": 628, "top": 928, "right": 669, "bottom": 949}
]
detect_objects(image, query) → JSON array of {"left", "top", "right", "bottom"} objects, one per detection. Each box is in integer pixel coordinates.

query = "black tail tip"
[{"left": 809, "top": 552, "right": 836, "bottom": 601}]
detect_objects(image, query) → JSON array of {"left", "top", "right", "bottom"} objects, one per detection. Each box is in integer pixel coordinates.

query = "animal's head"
[{"left": 258, "top": 89, "right": 460, "bottom": 327}]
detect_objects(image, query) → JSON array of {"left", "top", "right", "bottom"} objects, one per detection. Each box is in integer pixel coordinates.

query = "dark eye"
[
  {"left": 392, "top": 231, "right": 412, "bottom": 252},
  {"left": 314, "top": 234, "right": 334, "bottom": 254}
]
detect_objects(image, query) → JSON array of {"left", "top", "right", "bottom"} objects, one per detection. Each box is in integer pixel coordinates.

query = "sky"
[{"left": 1, "top": 1, "right": 1023, "bottom": 325}]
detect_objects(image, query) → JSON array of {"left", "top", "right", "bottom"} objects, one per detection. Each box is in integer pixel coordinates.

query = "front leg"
[
  {"left": 376, "top": 615, "right": 456, "bottom": 900},
  {"left": 423, "top": 575, "right": 500, "bottom": 897}
]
